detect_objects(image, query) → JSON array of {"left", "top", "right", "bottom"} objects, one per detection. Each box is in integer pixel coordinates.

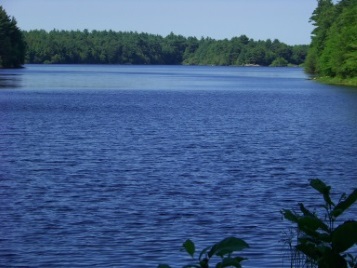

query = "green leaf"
[
  {"left": 296, "top": 243, "right": 320, "bottom": 261},
  {"left": 332, "top": 221, "right": 357, "bottom": 253},
  {"left": 310, "top": 179, "right": 329, "bottom": 193},
  {"left": 299, "top": 203, "right": 315, "bottom": 217},
  {"left": 281, "top": 209, "right": 299, "bottom": 223},
  {"left": 298, "top": 236, "right": 316, "bottom": 245},
  {"left": 199, "top": 258, "right": 209, "bottom": 268},
  {"left": 317, "top": 232, "right": 332, "bottom": 243},
  {"left": 316, "top": 244, "right": 332, "bottom": 255},
  {"left": 298, "top": 216, "right": 320, "bottom": 231},
  {"left": 198, "top": 245, "right": 211, "bottom": 262},
  {"left": 298, "top": 215, "right": 330, "bottom": 234},
  {"left": 310, "top": 179, "right": 334, "bottom": 206},
  {"left": 208, "top": 237, "right": 249, "bottom": 258},
  {"left": 332, "top": 189, "right": 357, "bottom": 218},
  {"left": 216, "top": 257, "right": 245, "bottom": 268},
  {"left": 183, "top": 239, "right": 196, "bottom": 258},
  {"left": 318, "top": 251, "right": 347, "bottom": 268}
]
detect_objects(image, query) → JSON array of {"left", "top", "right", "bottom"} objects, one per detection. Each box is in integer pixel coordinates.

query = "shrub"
[
  {"left": 282, "top": 179, "right": 357, "bottom": 268},
  {"left": 158, "top": 236, "right": 249, "bottom": 268}
]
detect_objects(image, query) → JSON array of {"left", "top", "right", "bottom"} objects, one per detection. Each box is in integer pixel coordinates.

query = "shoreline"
[{"left": 315, "top": 76, "right": 357, "bottom": 88}]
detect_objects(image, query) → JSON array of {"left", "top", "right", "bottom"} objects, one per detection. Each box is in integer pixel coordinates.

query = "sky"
[{"left": 2, "top": 0, "right": 318, "bottom": 45}]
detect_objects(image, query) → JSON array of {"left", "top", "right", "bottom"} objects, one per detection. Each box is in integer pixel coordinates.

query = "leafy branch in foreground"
[
  {"left": 282, "top": 179, "right": 357, "bottom": 268},
  {"left": 158, "top": 236, "right": 249, "bottom": 268}
]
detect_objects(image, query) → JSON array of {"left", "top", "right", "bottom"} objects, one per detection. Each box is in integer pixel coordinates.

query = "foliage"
[
  {"left": 158, "top": 237, "right": 249, "bottom": 268},
  {"left": 270, "top": 57, "right": 289, "bottom": 67},
  {"left": 315, "top": 76, "right": 357, "bottom": 87},
  {"left": 282, "top": 179, "right": 357, "bottom": 268},
  {"left": 159, "top": 179, "right": 354, "bottom": 268},
  {"left": 281, "top": 227, "right": 316, "bottom": 268},
  {"left": 23, "top": 29, "right": 308, "bottom": 66},
  {"left": 0, "top": 5, "right": 26, "bottom": 68},
  {"left": 306, "top": 0, "right": 357, "bottom": 80}
]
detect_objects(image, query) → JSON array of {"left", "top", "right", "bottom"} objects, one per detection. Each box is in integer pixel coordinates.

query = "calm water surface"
[{"left": 0, "top": 65, "right": 356, "bottom": 267}]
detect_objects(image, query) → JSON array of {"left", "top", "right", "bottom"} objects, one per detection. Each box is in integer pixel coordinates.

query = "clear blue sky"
[{"left": 2, "top": 0, "right": 318, "bottom": 45}]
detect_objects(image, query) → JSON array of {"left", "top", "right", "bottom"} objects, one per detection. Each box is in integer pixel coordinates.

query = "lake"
[{"left": 0, "top": 65, "right": 356, "bottom": 267}]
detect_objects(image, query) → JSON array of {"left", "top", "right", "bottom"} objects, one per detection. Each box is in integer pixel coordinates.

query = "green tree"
[
  {"left": 291, "top": 45, "right": 309, "bottom": 66},
  {"left": 319, "top": 1, "right": 357, "bottom": 78},
  {"left": 305, "top": 0, "right": 335, "bottom": 74},
  {"left": 23, "top": 29, "right": 308, "bottom": 66},
  {"left": 305, "top": 0, "right": 357, "bottom": 81},
  {"left": 270, "top": 57, "right": 288, "bottom": 67},
  {"left": 0, "top": 6, "right": 26, "bottom": 68}
]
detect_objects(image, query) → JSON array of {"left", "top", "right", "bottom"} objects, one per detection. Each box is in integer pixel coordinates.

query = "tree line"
[
  {"left": 0, "top": 4, "right": 309, "bottom": 68},
  {"left": 0, "top": 6, "right": 26, "bottom": 68},
  {"left": 23, "top": 29, "right": 308, "bottom": 66},
  {"left": 305, "top": 0, "right": 357, "bottom": 79},
  {"left": 3, "top": 0, "right": 356, "bottom": 77}
]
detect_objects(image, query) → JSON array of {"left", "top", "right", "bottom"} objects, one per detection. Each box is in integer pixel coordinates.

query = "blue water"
[{"left": 0, "top": 65, "right": 356, "bottom": 267}]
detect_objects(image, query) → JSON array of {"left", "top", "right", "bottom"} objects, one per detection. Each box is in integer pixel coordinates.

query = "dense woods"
[
  {"left": 2, "top": 0, "right": 357, "bottom": 81},
  {"left": 305, "top": 0, "right": 357, "bottom": 80},
  {"left": 23, "top": 30, "right": 308, "bottom": 66},
  {"left": 0, "top": 6, "right": 26, "bottom": 68}
]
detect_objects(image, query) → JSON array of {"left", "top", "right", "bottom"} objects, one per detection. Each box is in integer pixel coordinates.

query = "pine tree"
[{"left": 0, "top": 6, "right": 26, "bottom": 68}]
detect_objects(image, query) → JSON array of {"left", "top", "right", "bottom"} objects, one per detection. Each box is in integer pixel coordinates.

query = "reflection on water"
[{"left": 0, "top": 71, "right": 22, "bottom": 89}]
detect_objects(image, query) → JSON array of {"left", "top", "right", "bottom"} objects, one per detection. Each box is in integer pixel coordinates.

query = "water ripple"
[{"left": 1, "top": 66, "right": 357, "bottom": 267}]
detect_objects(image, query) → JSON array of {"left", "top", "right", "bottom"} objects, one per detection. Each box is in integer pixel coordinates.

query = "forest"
[
  {"left": 0, "top": 6, "right": 26, "bottom": 68},
  {"left": 1, "top": 0, "right": 357, "bottom": 84},
  {"left": 305, "top": 0, "right": 357, "bottom": 82},
  {"left": 23, "top": 30, "right": 308, "bottom": 66}
]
